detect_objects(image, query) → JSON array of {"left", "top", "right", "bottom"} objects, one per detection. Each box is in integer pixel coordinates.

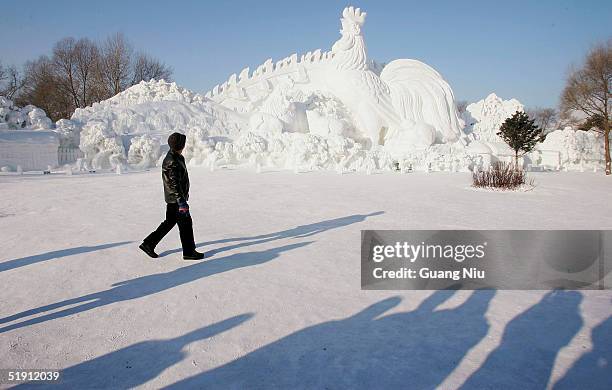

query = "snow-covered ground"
[{"left": 0, "top": 169, "right": 610, "bottom": 389}]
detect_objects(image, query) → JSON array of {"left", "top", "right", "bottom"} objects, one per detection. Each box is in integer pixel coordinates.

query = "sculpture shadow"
[
  {"left": 157, "top": 211, "right": 384, "bottom": 257},
  {"left": 15, "top": 314, "right": 253, "bottom": 389},
  {"left": 553, "top": 315, "right": 612, "bottom": 390},
  {"left": 0, "top": 242, "right": 311, "bottom": 333},
  {"left": 0, "top": 241, "right": 133, "bottom": 273},
  {"left": 2, "top": 212, "right": 377, "bottom": 333},
  {"left": 460, "top": 290, "right": 584, "bottom": 390},
  {"left": 167, "top": 289, "right": 496, "bottom": 389}
]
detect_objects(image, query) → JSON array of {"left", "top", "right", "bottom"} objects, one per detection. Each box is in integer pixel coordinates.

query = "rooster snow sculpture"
[{"left": 207, "top": 6, "right": 464, "bottom": 153}]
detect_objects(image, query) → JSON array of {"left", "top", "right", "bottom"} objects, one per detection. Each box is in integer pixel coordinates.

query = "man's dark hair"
[{"left": 168, "top": 132, "right": 187, "bottom": 152}]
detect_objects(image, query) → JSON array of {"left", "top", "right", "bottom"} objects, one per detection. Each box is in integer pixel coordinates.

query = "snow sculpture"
[
  {"left": 464, "top": 93, "right": 524, "bottom": 143},
  {"left": 207, "top": 6, "right": 463, "bottom": 152},
  {"left": 78, "top": 120, "right": 126, "bottom": 170},
  {"left": 25, "top": 106, "right": 53, "bottom": 130},
  {"left": 0, "top": 96, "right": 59, "bottom": 171},
  {"left": 56, "top": 119, "right": 80, "bottom": 148},
  {"left": 464, "top": 94, "right": 607, "bottom": 171},
  {"left": 0, "top": 97, "right": 53, "bottom": 130},
  {"left": 127, "top": 135, "right": 162, "bottom": 169},
  {"left": 538, "top": 127, "right": 603, "bottom": 170},
  {"left": 460, "top": 93, "right": 525, "bottom": 166},
  {"left": 59, "top": 7, "right": 605, "bottom": 173}
]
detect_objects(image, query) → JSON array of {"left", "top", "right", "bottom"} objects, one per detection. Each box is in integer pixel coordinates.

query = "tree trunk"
[
  {"left": 605, "top": 127, "right": 611, "bottom": 175},
  {"left": 515, "top": 151, "right": 519, "bottom": 170}
]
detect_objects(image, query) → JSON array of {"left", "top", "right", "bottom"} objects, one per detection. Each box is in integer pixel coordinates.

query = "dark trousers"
[{"left": 144, "top": 203, "right": 196, "bottom": 254}]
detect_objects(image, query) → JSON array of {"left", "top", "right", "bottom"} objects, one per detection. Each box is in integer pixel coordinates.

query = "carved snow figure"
[
  {"left": 328, "top": 7, "right": 462, "bottom": 147},
  {"left": 208, "top": 6, "right": 464, "bottom": 153}
]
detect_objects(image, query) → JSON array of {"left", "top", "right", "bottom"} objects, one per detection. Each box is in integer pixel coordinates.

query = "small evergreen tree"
[{"left": 497, "top": 111, "right": 545, "bottom": 168}]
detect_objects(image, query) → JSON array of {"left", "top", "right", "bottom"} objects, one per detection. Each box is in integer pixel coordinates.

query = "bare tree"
[
  {"left": 52, "top": 37, "right": 80, "bottom": 109},
  {"left": 18, "top": 56, "right": 73, "bottom": 121},
  {"left": 73, "top": 38, "right": 100, "bottom": 107},
  {"left": 0, "top": 63, "right": 25, "bottom": 99},
  {"left": 131, "top": 52, "right": 172, "bottom": 85},
  {"left": 0, "top": 62, "right": 8, "bottom": 97},
  {"left": 18, "top": 38, "right": 101, "bottom": 117},
  {"left": 561, "top": 39, "right": 611, "bottom": 175},
  {"left": 557, "top": 109, "right": 582, "bottom": 129},
  {"left": 13, "top": 32, "right": 173, "bottom": 120},
  {"left": 527, "top": 107, "right": 558, "bottom": 133},
  {"left": 100, "top": 33, "right": 133, "bottom": 97}
]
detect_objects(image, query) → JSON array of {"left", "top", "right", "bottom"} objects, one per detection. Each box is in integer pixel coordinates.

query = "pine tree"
[{"left": 497, "top": 111, "right": 545, "bottom": 168}]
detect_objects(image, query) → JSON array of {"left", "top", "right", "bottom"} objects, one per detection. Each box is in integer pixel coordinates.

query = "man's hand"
[{"left": 178, "top": 199, "right": 189, "bottom": 214}]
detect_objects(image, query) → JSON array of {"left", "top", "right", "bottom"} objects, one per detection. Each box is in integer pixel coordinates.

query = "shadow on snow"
[
  {"left": 168, "top": 289, "right": 496, "bottom": 390},
  {"left": 553, "top": 314, "right": 612, "bottom": 390},
  {"left": 12, "top": 290, "right": 597, "bottom": 389},
  {"left": 157, "top": 211, "right": 384, "bottom": 257},
  {"left": 4, "top": 211, "right": 599, "bottom": 389},
  {"left": 0, "top": 241, "right": 133, "bottom": 273},
  {"left": 15, "top": 314, "right": 253, "bottom": 389},
  {"left": 460, "top": 290, "right": 584, "bottom": 389},
  {"left": 166, "top": 290, "right": 588, "bottom": 390},
  {"left": 0, "top": 212, "right": 383, "bottom": 333},
  {"left": 0, "top": 242, "right": 310, "bottom": 333}
]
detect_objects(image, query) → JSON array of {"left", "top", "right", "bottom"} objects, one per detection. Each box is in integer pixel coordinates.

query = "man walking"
[{"left": 140, "top": 132, "right": 205, "bottom": 260}]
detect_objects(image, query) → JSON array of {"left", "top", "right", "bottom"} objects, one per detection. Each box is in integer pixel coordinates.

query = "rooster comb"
[{"left": 342, "top": 6, "right": 366, "bottom": 26}]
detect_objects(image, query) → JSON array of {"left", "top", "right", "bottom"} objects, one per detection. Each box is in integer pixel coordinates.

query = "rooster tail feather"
[{"left": 380, "top": 59, "right": 463, "bottom": 142}]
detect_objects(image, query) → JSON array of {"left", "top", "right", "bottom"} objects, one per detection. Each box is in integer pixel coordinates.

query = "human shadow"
[
  {"left": 0, "top": 242, "right": 310, "bottom": 333},
  {"left": 167, "top": 289, "right": 496, "bottom": 389},
  {"left": 157, "top": 211, "right": 384, "bottom": 257},
  {"left": 460, "top": 290, "right": 583, "bottom": 390},
  {"left": 553, "top": 315, "right": 612, "bottom": 390},
  {"left": 0, "top": 241, "right": 133, "bottom": 273},
  {"left": 15, "top": 314, "right": 252, "bottom": 389}
]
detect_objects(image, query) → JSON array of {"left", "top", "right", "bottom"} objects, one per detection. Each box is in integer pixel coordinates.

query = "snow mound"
[
  {"left": 78, "top": 120, "right": 126, "bottom": 170},
  {"left": 78, "top": 79, "right": 202, "bottom": 108},
  {"left": 70, "top": 80, "right": 247, "bottom": 170},
  {"left": 0, "top": 96, "right": 53, "bottom": 130},
  {"left": 67, "top": 80, "right": 402, "bottom": 172},
  {"left": 537, "top": 127, "right": 604, "bottom": 170},
  {"left": 55, "top": 119, "right": 80, "bottom": 148},
  {"left": 128, "top": 135, "right": 162, "bottom": 169}
]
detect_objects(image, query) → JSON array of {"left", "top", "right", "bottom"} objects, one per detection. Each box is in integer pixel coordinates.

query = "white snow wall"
[
  {"left": 0, "top": 96, "right": 59, "bottom": 171},
  {"left": 0, "top": 131, "right": 59, "bottom": 171}
]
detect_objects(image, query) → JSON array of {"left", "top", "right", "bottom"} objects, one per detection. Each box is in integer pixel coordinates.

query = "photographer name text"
[{"left": 371, "top": 242, "right": 488, "bottom": 281}]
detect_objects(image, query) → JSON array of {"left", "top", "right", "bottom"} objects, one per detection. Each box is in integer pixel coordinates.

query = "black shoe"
[
  {"left": 183, "top": 250, "right": 205, "bottom": 260},
  {"left": 139, "top": 243, "right": 159, "bottom": 258}
]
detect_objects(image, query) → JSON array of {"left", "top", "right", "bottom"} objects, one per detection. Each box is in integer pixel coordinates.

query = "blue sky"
[{"left": 3, "top": 0, "right": 611, "bottom": 107}]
